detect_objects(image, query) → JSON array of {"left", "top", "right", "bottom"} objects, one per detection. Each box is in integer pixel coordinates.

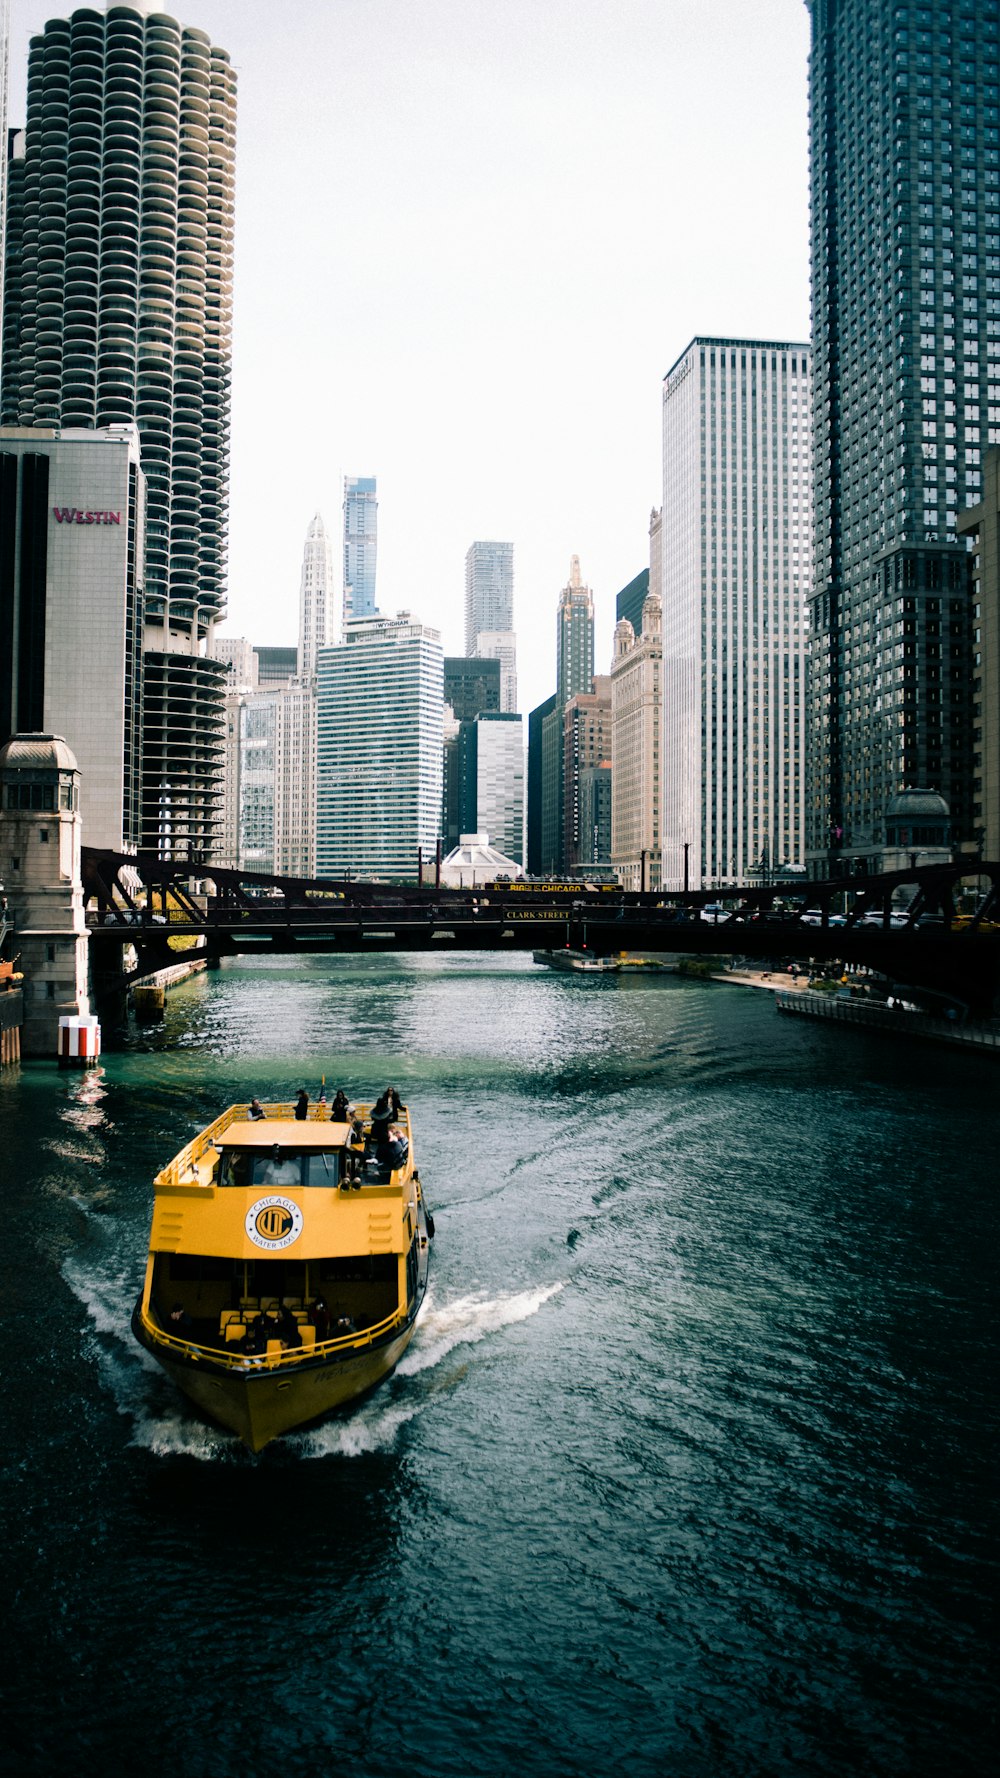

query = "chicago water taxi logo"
[{"left": 245, "top": 1195, "right": 304, "bottom": 1251}]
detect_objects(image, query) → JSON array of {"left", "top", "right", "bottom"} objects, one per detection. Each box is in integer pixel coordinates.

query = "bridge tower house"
[{"left": 0, "top": 734, "right": 93, "bottom": 1054}]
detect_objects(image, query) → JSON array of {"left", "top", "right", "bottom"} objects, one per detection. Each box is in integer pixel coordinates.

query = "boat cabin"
[{"left": 141, "top": 1106, "right": 422, "bottom": 1365}]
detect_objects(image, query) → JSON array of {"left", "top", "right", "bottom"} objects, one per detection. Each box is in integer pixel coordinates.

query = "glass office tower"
[
  {"left": 806, "top": 0, "right": 999, "bottom": 872},
  {"left": 316, "top": 614, "right": 443, "bottom": 881},
  {"left": 342, "top": 475, "right": 378, "bottom": 622},
  {"left": 464, "top": 541, "right": 513, "bottom": 650}
]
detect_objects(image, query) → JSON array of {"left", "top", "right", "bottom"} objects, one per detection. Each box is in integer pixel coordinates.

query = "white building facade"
[
  {"left": 316, "top": 613, "right": 443, "bottom": 881},
  {"left": 236, "top": 683, "right": 316, "bottom": 878},
  {"left": 298, "top": 512, "right": 335, "bottom": 678},
  {"left": 0, "top": 424, "right": 145, "bottom": 851},
  {"left": 660, "top": 338, "right": 812, "bottom": 890},
  {"left": 611, "top": 592, "right": 662, "bottom": 892}
]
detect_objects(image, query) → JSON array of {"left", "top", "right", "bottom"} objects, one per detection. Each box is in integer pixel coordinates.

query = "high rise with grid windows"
[
  {"left": 1, "top": 3, "right": 237, "bottom": 860},
  {"left": 660, "top": 338, "right": 812, "bottom": 891},
  {"left": 315, "top": 613, "right": 443, "bottom": 881},
  {"left": 805, "top": 0, "right": 999, "bottom": 874},
  {"left": 465, "top": 541, "right": 517, "bottom": 712},
  {"left": 342, "top": 475, "right": 377, "bottom": 624}
]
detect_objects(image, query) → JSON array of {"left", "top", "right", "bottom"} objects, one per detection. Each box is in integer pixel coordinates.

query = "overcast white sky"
[{"left": 9, "top": 0, "right": 812, "bottom": 717}]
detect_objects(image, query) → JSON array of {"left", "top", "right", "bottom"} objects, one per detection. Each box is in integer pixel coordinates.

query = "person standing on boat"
[
  {"left": 345, "top": 1113, "right": 366, "bottom": 1185},
  {"left": 294, "top": 1088, "right": 309, "bottom": 1121},
  {"left": 248, "top": 1098, "right": 266, "bottom": 1120},
  {"left": 369, "top": 1092, "right": 394, "bottom": 1146},
  {"left": 331, "top": 1088, "right": 352, "bottom": 1122}
]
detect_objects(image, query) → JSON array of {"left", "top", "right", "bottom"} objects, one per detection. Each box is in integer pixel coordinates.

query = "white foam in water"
[
  {"left": 64, "top": 1242, "right": 566, "bottom": 1460},
  {"left": 63, "top": 1252, "right": 137, "bottom": 1343},
  {"left": 397, "top": 1280, "right": 565, "bottom": 1377},
  {"left": 291, "top": 1401, "right": 420, "bottom": 1460}
]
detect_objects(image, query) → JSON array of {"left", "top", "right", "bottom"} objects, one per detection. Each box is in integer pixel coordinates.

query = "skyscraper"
[
  {"left": 2, "top": 3, "right": 237, "bottom": 860},
  {"left": 556, "top": 555, "right": 595, "bottom": 707},
  {"left": 316, "top": 613, "right": 443, "bottom": 881},
  {"left": 806, "top": 0, "right": 999, "bottom": 874},
  {"left": 465, "top": 541, "right": 517, "bottom": 712},
  {"left": 957, "top": 447, "right": 1000, "bottom": 859},
  {"left": 660, "top": 338, "right": 812, "bottom": 890},
  {"left": 611, "top": 591, "right": 662, "bottom": 892},
  {"left": 0, "top": 0, "right": 9, "bottom": 387},
  {"left": 444, "top": 654, "right": 501, "bottom": 723},
  {"left": 465, "top": 540, "right": 513, "bottom": 647},
  {"left": 342, "top": 475, "right": 377, "bottom": 623},
  {"left": 563, "top": 677, "right": 611, "bottom": 874},
  {"left": 458, "top": 711, "right": 524, "bottom": 865},
  {"left": 537, "top": 556, "right": 595, "bottom": 873},
  {"left": 297, "top": 512, "right": 335, "bottom": 679}
]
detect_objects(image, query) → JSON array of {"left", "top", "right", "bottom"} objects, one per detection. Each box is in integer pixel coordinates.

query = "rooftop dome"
[
  {"left": 885, "top": 787, "right": 950, "bottom": 820},
  {"left": 0, "top": 733, "right": 79, "bottom": 773}
]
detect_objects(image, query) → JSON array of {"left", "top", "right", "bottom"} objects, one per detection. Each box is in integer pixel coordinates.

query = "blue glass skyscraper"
[{"left": 342, "top": 475, "right": 378, "bottom": 622}]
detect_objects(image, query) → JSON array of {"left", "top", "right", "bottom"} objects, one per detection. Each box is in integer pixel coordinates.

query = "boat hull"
[{"left": 134, "top": 1307, "right": 420, "bottom": 1451}]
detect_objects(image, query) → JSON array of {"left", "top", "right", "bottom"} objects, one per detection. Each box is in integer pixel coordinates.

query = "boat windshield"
[{"left": 217, "top": 1148, "right": 341, "bottom": 1188}]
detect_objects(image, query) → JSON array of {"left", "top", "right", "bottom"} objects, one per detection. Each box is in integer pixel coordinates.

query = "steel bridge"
[{"left": 81, "top": 850, "right": 1000, "bottom": 1017}]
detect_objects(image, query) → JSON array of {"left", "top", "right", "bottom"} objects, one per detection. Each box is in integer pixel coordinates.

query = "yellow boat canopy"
[{"left": 218, "top": 1120, "right": 352, "bottom": 1149}]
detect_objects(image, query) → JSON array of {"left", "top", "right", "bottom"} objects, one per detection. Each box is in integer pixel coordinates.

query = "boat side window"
[
  {"left": 219, "top": 1150, "right": 251, "bottom": 1189},
  {"left": 304, "top": 1150, "right": 338, "bottom": 1187}
]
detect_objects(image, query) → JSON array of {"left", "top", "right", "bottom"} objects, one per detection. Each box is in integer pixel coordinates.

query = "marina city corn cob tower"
[{"left": 1, "top": 2, "right": 236, "bottom": 859}]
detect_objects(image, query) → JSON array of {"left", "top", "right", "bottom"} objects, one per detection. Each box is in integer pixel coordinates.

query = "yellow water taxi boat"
[{"left": 131, "top": 1099, "right": 433, "bottom": 1451}]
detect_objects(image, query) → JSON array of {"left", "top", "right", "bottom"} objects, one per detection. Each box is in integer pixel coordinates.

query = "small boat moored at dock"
[
  {"left": 131, "top": 1098, "right": 433, "bottom": 1451},
  {"left": 533, "top": 948, "right": 618, "bottom": 973}
]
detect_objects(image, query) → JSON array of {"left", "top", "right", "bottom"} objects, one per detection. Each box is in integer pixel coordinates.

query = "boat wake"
[
  {"left": 64, "top": 1240, "right": 566, "bottom": 1461},
  {"left": 397, "top": 1280, "right": 564, "bottom": 1376}
]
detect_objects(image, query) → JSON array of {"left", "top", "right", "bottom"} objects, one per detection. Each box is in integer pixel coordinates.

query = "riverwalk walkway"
[{"left": 709, "top": 967, "right": 1000, "bottom": 1054}]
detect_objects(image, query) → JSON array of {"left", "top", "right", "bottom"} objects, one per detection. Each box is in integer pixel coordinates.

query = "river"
[{"left": 2, "top": 953, "right": 996, "bottom": 1776}]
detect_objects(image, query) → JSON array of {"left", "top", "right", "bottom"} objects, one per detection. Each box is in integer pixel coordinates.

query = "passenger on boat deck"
[
  {"left": 261, "top": 1144, "right": 300, "bottom": 1184},
  {"left": 276, "top": 1302, "right": 302, "bottom": 1348},
  {"left": 248, "top": 1098, "right": 266, "bottom": 1120},
  {"left": 345, "top": 1115, "right": 366, "bottom": 1184},
  {"left": 331, "top": 1088, "right": 352, "bottom": 1121},
  {"left": 369, "top": 1093, "right": 394, "bottom": 1146},
  {"left": 310, "top": 1296, "right": 330, "bottom": 1339},
  {"left": 241, "top": 1317, "right": 266, "bottom": 1355},
  {"left": 169, "top": 1302, "right": 193, "bottom": 1329},
  {"left": 379, "top": 1124, "right": 409, "bottom": 1169},
  {"left": 385, "top": 1085, "right": 405, "bottom": 1116},
  {"left": 294, "top": 1088, "right": 309, "bottom": 1121}
]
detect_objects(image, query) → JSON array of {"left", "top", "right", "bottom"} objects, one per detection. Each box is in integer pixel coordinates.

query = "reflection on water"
[{"left": 2, "top": 954, "right": 996, "bottom": 1776}]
